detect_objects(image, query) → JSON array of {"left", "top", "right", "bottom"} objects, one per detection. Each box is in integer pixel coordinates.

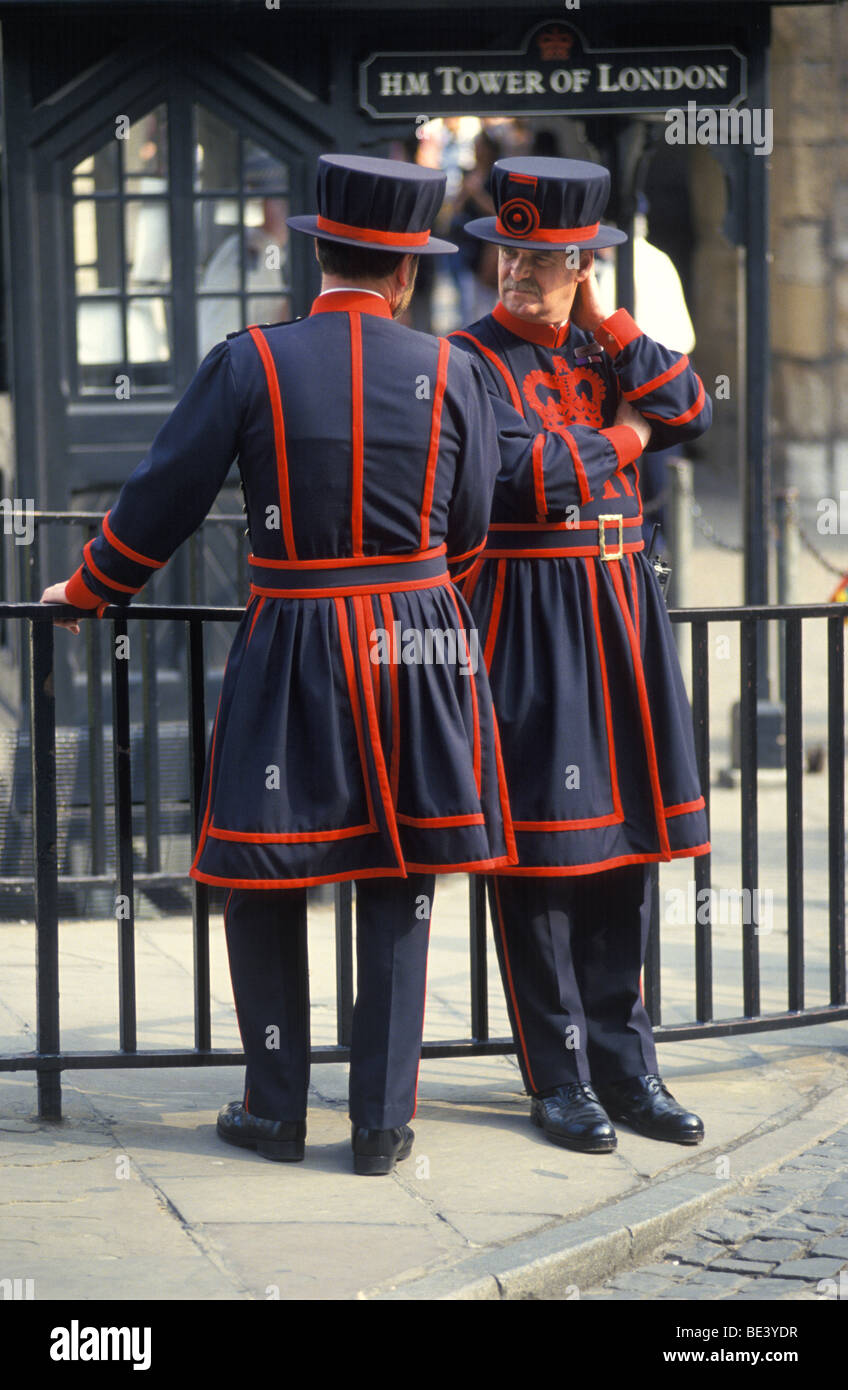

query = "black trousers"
[
  {"left": 224, "top": 874, "right": 434, "bottom": 1130},
  {"left": 488, "top": 864, "right": 658, "bottom": 1095}
]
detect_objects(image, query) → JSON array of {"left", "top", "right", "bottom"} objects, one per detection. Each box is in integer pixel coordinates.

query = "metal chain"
[
  {"left": 690, "top": 502, "right": 745, "bottom": 553},
  {"left": 794, "top": 517, "right": 848, "bottom": 579}
]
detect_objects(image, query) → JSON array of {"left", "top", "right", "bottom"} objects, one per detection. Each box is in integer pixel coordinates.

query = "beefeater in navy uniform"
[
  {"left": 41, "top": 155, "right": 605, "bottom": 1174},
  {"left": 449, "top": 158, "right": 713, "bottom": 1154}
]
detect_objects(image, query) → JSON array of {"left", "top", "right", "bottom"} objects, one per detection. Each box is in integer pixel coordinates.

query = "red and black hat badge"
[
  {"left": 464, "top": 156, "right": 627, "bottom": 252},
  {"left": 287, "top": 153, "right": 458, "bottom": 256}
]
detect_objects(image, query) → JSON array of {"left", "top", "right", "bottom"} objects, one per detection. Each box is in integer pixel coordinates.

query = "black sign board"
[{"left": 360, "top": 21, "right": 747, "bottom": 119}]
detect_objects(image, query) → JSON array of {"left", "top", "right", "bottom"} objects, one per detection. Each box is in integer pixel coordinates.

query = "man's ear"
[{"left": 576, "top": 249, "right": 594, "bottom": 282}]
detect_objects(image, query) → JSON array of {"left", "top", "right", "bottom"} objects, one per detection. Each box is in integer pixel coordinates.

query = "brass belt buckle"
[{"left": 598, "top": 514, "right": 624, "bottom": 562}]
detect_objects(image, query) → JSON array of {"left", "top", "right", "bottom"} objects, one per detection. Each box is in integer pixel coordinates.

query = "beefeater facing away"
[{"left": 449, "top": 157, "right": 713, "bottom": 1154}]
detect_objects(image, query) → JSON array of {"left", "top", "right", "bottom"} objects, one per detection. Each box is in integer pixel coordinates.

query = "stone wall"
[{"left": 770, "top": 3, "right": 846, "bottom": 500}]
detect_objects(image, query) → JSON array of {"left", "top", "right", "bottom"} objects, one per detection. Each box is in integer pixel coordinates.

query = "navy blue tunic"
[
  {"left": 67, "top": 291, "right": 524, "bottom": 887},
  {"left": 450, "top": 302, "right": 713, "bottom": 875}
]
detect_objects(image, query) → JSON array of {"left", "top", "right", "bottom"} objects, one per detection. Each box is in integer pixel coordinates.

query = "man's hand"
[
  {"left": 614, "top": 397, "right": 652, "bottom": 452},
  {"left": 40, "top": 581, "right": 81, "bottom": 634}
]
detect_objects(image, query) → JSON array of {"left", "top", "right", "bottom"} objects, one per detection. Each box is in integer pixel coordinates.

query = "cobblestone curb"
[{"left": 362, "top": 1084, "right": 848, "bottom": 1301}]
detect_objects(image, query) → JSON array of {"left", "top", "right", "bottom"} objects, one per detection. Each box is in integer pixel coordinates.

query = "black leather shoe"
[
  {"left": 351, "top": 1124, "right": 414, "bottom": 1176},
  {"left": 216, "top": 1102, "right": 305, "bottom": 1162},
  {"left": 597, "top": 1075, "right": 704, "bottom": 1145},
  {"left": 530, "top": 1083, "right": 617, "bottom": 1153}
]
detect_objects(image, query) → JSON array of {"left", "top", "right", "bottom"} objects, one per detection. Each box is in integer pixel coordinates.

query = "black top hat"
[
  {"left": 464, "top": 157, "right": 627, "bottom": 252},
  {"left": 287, "top": 154, "right": 457, "bottom": 256}
]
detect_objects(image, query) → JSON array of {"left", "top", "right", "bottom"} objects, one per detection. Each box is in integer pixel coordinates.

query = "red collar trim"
[
  {"left": 310, "top": 291, "right": 393, "bottom": 319},
  {"left": 493, "top": 300, "right": 570, "bottom": 348}
]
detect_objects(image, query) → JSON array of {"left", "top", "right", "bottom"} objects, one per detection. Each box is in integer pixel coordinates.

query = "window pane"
[
  {"left": 196, "top": 296, "right": 241, "bottom": 360},
  {"left": 77, "top": 301, "right": 123, "bottom": 366},
  {"left": 245, "top": 197, "right": 290, "bottom": 292},
  {"left": 244, "top": 140, "right": 289, "bottom": 194},
  {"left": 74, "top": 200, "right": 121, "bottom": 294},
  {"left": 127, "top": 297, "right": 172, "bottom": 366},
  {"left": 247, "top": 294, "right": 291, "bottom": 327},
  {"left": 194, "top": 106, "right": 239, "bottom": 192},
  {"left": 125, "top": 194, "right": 171, "bottom": 288},
  {"left": 123, "top": 105, "right": 168, "bottom": 185},
  {"left": 73, "top": 143, "right": 118, "bottom": 195},
  {"left": 195, "top": 198, "right": 242, "bottom": 290}
]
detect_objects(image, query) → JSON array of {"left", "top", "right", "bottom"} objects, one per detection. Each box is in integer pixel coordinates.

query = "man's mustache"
[{"left": 503, "top": 281, "right": 540, "bottom": 294}]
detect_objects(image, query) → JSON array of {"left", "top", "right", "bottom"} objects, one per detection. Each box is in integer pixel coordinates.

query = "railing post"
[
  {"left": 187, "top": 618, "right": 211, "bottom": 1052},
  {"left": 827, "top": 615, "right": 845, "bottom": 1005},
  {"left": 666, "top": 458, "right": 694, "bottom": 671},
  {"left": 29, "top": 615, "right": 61, "bottom": 1119},
  {"left": 335, "top": 881, "right": 354, "bottom": 1047},
  {"left": 775, "top": 488, "right": 800, "bottom": 704},
  {"left": 112, "top": 613, "right": 137, "bottom": 1051},
  {"left": 469, "top": 876, "right": 488, "bottom": 1042}
]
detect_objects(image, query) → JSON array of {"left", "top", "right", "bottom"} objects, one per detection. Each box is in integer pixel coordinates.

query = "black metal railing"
[{"left": 0, "top": 598, "right": 846, "bottom": 1120}]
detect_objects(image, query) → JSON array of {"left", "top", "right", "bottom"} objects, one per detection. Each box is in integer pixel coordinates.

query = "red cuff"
[
  {"left": 601, "top": 425, "right": 645, "bottom": 467},
  {"left": 597, "top": 309, "right": 643, "bottom": 358},
  {"left": 65, "top": 565, "right": 104, "bottom": 610}
]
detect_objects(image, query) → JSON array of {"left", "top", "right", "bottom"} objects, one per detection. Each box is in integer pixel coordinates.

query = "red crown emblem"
[{"left": 536, "top": 27, "right": 574, "bottom": 61}]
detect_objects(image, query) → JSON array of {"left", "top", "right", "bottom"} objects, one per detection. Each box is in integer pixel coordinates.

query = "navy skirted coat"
[
  {"left": 67, "top": 290, "right": 523, "bottom": 887},
  {"left": 449, "top": 300, "right": 713, "bottom": 875}
]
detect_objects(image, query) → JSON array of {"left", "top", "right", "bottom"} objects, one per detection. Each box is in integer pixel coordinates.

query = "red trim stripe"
[
  {"left": 349, "top": 312, "right": 365, "bottom": 556},
  {"left": 460, "top": 556, "right": 486, "bottom": 605},
  {"left": 627, "top": 553, "right": 640, "bottom": 645},
  {"left": 246, "top": 594, "right": 265, "bottom": 648},
  {"left": 489, "top": 520, "right": 642, "bottom": 533},
  {"left": 623, "top": 355, "right": 689, "bottom": 402},
  {"left": 514, "top": 812, "right": 623, "bottom": 832},
  {"left": 379, "top": 592, "right": 401, "bottom": 804},
  {"left": 642, "top": 378, "right": 706, "bottom": 428},
  {"left": 532, "top": 434, "right": 547, "bottom": 519},
  {"left": 249, "top": 545, "right": 446, "bottom": 570},
  {"left": 484, "top": 542, "right": 644, "bottom": 559},
  {"left": 250, "top": 573, "right": 449, "bottom": 600},
  {"left": 368, "top": 594, "right": 381, "bottom": 725},
  {"left": 83, "top": 540, "right": 140, "bottom": 595},
  {"left": 449, "top": 331, "right": 523, "bottom": 412},
  {"left": 209, "top": 822, "right": 374, "bottom": 843},
  {"left": 316, "top": 214, "right": 430, "bottom": 247},
  {"left": 420, "top": 338, "right": 450, "bottom": 550},
  {"left": 353, "top": 593, "right": 405, "bottom": 867},
  {"left": 584, "top": 558, "right": 623, "bottom": 820},
  {"left": 248, "top": 327, "right": 297, "bottom": 560},
  {"left": 447, "top": 540, "right": 486, "bottom": 566},
  {"left": 489, "top": 691, "right": 518, "bottom": 866},
  {"left": 558, "top": 429, "right": 591, "bottom": 506},
  {"left": 447, "top": 585, "right": 482, "bottom": 797},
  {"left": 665, "top": 796, "right": 706, "bottom": 818},
  {"left": 191, "top": 853, "right": 519, "bottom": 890},
  {"left": 189, "top": 686, "right": 225, "bottom": 874},
  {"left": 491, "top": 843, "right": 712, "bottom": 878},
  {"left": 396, "top": 811, "right": 484, "bottom": 828},
  {"left": 610, "top": 561, "right": 671, "bottom": 857},
  {"left": 494, "top": 218, "right": 599, "bottom": 244},
  {"left": 334, "top": 597, "right": 379, "bottom": 834},
  {"left": 102, "top": 513, "right": 165, "bottom": 568},
  {"left": 483, "top": 558, "right": 506, "bottom": 672}
]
